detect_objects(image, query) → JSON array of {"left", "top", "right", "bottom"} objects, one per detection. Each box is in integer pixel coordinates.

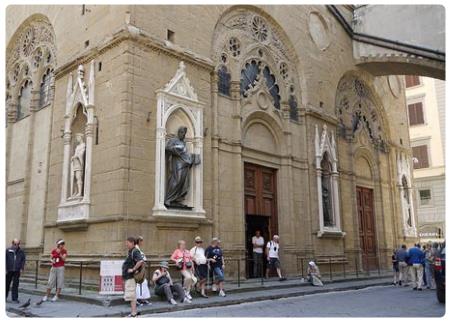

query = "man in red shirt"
[{"left": 42, "top": 239, "right": 67, "bottom": 302}]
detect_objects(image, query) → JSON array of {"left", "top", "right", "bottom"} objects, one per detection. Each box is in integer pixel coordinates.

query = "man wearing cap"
[
  {"left": 190, "top": 236, "right": 208, "bottom": 298},
  {"left": 266, "top": 235, "right": 286, "bottom": 281},
  {"left": 152, "top": 261, "right": 186, "bottom": 305},
  {"left": 42, "top": 239, "right": 68, "bottom": 302}
]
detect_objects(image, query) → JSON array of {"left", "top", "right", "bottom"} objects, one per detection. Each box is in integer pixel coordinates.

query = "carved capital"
[
  {"left": 85, "top": 123, "right": 95, "bottom": 137},
  {"left": 63, "top": 132, "right": 72, "bottom": 144}
]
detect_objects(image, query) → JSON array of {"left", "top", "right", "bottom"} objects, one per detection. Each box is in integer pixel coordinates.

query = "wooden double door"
[
  {"left": 244, "top": 163, "right": 278, "bottom": 278},
  {"left": 356, "top": 186, "right": 378, "bottom": 271}
]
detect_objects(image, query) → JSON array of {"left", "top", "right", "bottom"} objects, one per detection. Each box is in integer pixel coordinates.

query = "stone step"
[{"left": 18, "top": 273, "right": 392, "bottom": 307}]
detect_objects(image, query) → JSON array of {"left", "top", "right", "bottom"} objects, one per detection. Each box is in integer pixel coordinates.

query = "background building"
[
  {"left": 405, "top": 75, "right": 446, "bottom": 243},
  {"left": 5, "top": 5, "right": 444, "bottom": 285}
]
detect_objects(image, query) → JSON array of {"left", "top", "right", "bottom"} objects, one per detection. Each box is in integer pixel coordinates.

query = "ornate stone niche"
[
  {"left": 315, "top": 124, "right": 345, "bottom": 238},
  {"left": 153, "top": 62, "right": 205, "bottom": 219},
  {"left": 57, "top": 61, "right": 95, "bottom": 223},
  {"left": 397, "top": 151, "right": 417, "bottom": 237}
]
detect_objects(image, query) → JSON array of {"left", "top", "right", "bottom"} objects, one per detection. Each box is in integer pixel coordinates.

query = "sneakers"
[
  {"left": 42, "top": 296, "right": 48, "bottom": 302},
  {"left": 200, "top": 292, "right": 208, "bottom": 298},
  {"left": 279, "top": 277, "right": 287, "bottom": 281},
  {"left": 184, "top": 297, "right": 192, "bottom": 303},
  {"left": 126, "top": 313, "right": 138, "bottom": 318},
  {"left": 51, "top": 295, "right": 59, "bottom": 302},
  {"left": 219, "top": 289, "right": 226, "bottom": 297},
  {"left": 169, "top": 298, "right": 177, "bottom": 305},
  {"left": 211, "top": 284, "right": 218, "bottom": 292},
  {"left": 185, "top": 291, "right": 192, "bottom": 300}
]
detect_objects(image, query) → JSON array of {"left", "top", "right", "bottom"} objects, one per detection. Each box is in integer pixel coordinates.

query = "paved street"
[{"left": 145, "top": 285, "right": 445, "bottom": 317}]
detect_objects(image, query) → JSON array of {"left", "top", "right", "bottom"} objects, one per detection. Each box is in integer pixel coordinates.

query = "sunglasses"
[{"left": 195, "top": 241, "right": 203, "bottom": 243}]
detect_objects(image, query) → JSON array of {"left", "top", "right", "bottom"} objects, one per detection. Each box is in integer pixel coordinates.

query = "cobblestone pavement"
[{"left": 145, "top": 285, "right": 445, "bottom": 317}]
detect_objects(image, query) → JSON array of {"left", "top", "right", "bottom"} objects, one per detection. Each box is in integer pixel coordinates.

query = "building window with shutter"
[
  {"left": 405, "top": 75, "right": 421, "bottom": 88},
  {"left": 408, "top": 102, "right": 424, "bottom": 126},
  {"left": 419, "top": 189, "right": 432, "bottom": 206},
  {"left": 412, "top": 145, "right": 429, "bottom": 169}
]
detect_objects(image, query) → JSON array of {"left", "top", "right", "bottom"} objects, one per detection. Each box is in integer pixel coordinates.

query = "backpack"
[{"left": 132, "top": 248, "right": 146, "bottom": 284}]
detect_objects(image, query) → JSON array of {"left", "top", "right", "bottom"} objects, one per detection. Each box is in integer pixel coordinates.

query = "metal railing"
[
  {"left": 26, "top": 254, "right": 390, "bottom": 295},
  {"left": 296, "top": 254, "right": 388, "bottom": 282}
]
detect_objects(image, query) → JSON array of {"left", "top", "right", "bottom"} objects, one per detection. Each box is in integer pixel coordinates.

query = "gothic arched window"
[
  {"left": 17, "top": 79, "right": 32, "bottom": 120},
  {"left": 217, "top": 65, "right": 231, "bottom": 96},
  {"left": 240, "top": 60, "right": 260, "bottom": 97},
  {"left": 39, "top": 68, "right": 53, "bottom": 109},
  {"left": 402, "top": 175, "right": 412, "bottom": 227},
  {"left": 262, "top": 66, "right": 280, "bottom": 109},
  {"left": 289, "top": 95, "right": 298, "bottom": 121}
]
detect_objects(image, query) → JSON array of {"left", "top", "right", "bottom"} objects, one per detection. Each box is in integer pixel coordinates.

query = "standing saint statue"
[
  {"left": 70, "top": 133, "right": 86, "bottom": 198},
  {"left": 165, "top": 126, "right": 200, "bottom": 208}
]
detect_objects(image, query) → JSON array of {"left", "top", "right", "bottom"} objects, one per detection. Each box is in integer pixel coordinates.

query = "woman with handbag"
[
  {"left": 170, "top": 240, "right": 197, "bottom": 302},
  {"left": 134, "top": 236, "right": 151, "bottom": 306}
]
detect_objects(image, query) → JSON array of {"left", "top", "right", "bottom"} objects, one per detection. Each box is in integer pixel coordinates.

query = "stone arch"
[
  {"left": 211, "top": 5, "right": 304, "bottom": 115},
  {"left": 354, "top": 148, "right": 377, "bottom": 182},
  {"left": 242, "top": 110, "right": 284, "bottom": 155},
  {"left": 6, "top": 14, "right": 56, "bottom": 120},
  {"left": 335, "top": 70, "right": 392, "bottom": 152}
]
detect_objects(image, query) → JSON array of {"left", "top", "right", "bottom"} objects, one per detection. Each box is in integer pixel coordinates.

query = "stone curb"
[
  {"left": 10, "top": 278, "right": 391, "bottom": 317},
  {"left": 18, "top": 274, "right": 391, "bottom": 307}
]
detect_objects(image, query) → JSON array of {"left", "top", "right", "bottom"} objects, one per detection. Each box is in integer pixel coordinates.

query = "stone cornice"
[{"left": 55, "top": 23, "right": 214, "bottom": 80}]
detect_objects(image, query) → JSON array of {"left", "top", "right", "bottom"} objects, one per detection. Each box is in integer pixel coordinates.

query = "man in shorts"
[
  {"left": 122, "top": 236, "right": 144, "bottom": 317},
  {"left": 265, "top": 235, "right": 286, "bottom": 281},
  {"left": 42, "top": 239, "right": 67, "bottom": 302}
]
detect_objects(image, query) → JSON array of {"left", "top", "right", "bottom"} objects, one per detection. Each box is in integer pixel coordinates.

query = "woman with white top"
[
  {"left": 134, "top": 236, "right": 151, "bottom": 306},
  {"left": 190, "top": 236, "right": 209, "bottom": 298}
]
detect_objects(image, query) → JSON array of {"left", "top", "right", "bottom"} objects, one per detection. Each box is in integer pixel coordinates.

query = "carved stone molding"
[
  {"left": 315, "top": 124, "right": 344, "bottom": 238},
  {"left": 57, "top": 61, "right": 96, "bottom": 223}
]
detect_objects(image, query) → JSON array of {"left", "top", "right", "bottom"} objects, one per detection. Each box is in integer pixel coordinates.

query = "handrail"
[{"left": 28, "top": 254, "right": 390, "bottom": 295}]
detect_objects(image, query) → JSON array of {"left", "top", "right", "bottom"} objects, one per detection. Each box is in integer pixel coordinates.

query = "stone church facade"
[{"left": 5, "top": 5, "right": 418, "bottom": 280}]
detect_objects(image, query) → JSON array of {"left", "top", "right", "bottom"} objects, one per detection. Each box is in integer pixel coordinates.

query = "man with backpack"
[
  {"left": 122, "top": 236, "right": 144, "bottom": 317},
  {"left": 265, "top": 235, "right": 286, "bottom": 281}
]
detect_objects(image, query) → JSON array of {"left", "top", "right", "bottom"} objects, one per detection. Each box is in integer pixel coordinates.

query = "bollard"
[
  {"left": 79, "top": 262, "right": 83, "bottom": 295},
  {"left": 35, "top": 260, "right": 39, "bottom": 289}
]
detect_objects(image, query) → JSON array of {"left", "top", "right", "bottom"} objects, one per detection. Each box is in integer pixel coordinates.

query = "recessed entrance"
[
  {"left": 356, "top": 186, "right": 378, "bottom": 271},
  {"left": 244, "top": 162, "right": 278, "bottom": 278}
]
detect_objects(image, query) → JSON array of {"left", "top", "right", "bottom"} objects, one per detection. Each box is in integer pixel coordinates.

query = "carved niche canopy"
[
  {"left": 153, "top": 62, "right": 205, "bottom": 219},
  {"left": 336, "top": 76, "right": 389, "bottom": 153}
]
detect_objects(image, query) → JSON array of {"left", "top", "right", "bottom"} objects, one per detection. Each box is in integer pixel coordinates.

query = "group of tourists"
[
  {"left": 122, "top": 235, "right": 226, "bottom": 317},
  {"left": 391, "top": 242, "right": 440, "bottom": 291}
]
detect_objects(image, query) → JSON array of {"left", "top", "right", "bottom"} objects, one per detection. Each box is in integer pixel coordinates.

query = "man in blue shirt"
[{"left": 408, "top": 244, "right": 425, "bottom": 290}]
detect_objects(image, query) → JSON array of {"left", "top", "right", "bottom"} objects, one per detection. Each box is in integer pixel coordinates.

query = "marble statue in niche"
[
  {"left": 321, "top": 157, "right": 333, "bottom": 227},
  {"left": 70, "top": 133, "right": 86, "bottom": 198},
  {"left": 165, "top": 126, "right": 201, "bottom": 209}
]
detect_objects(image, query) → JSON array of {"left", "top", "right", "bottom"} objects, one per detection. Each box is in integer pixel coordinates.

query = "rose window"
[{"left": 251, "top": 16, "right": 268, "bottom": 42}]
